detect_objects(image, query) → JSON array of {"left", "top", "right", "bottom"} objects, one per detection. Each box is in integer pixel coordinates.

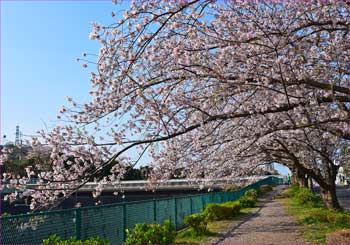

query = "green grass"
[
  {"left": 281, "top": 188, "right": 350, "bottom": 244},
  {"left": 175, "top": 207, "right": 258, "bottom": 244},
  {"left": 175, "top": 228, "right": 217, "bottom": 244}
]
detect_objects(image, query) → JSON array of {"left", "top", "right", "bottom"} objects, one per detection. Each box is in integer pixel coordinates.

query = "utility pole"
[
  {"left": 15, "top": 126, "right": 20, "bottom": 146},
  {"left": 15, "top": 125, "right": 23, "bottom": 163}
]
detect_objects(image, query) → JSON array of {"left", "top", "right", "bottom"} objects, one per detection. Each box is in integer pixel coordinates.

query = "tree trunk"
[
  {"left": 295, "top": 168, "right": 309, "bottom": 188},
  {"left": 309, "top": 177, "right": 313, "bottom": 192},
  {"left": 321, "top": 183, "right": 341, "bottom": 210},
  {"left": 300, "top": 175, "right": 309, "bottom": 188}
]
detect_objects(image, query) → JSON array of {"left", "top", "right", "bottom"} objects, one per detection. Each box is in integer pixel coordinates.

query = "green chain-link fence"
[{"left": 0, "top": 176, "right": 282, "bottom": 244}]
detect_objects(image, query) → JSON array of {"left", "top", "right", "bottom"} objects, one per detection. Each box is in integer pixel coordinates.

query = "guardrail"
[
  {"left": 2, "top": 175, "right": 269, "bottom": 193},
  {"left": 0, "top": 176, "right": 283, "bottom": 244}
]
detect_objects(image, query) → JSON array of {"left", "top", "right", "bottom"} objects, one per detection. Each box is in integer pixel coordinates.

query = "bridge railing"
[
  {"left": 23, "top": 175, "right": 270, "bottom": 192},
  {"left": 0, "top": 176, "right": 282, "bottom": 244}
]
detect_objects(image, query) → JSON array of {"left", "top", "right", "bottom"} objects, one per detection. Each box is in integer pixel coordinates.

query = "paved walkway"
[{"left": 217, "top": 186, "right": 306, "bottom": 245}]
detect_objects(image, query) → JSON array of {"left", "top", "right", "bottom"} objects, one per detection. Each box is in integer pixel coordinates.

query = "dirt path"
[{"left": 217, "top": 186, "right": 306, "bottom": 245}]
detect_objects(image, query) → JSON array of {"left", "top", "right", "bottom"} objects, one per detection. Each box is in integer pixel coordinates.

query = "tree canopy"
[{"left": 2, "top": 0, "right": 350, "bottom": 210}]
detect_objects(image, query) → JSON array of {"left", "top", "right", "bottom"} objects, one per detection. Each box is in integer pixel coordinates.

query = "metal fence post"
[
  {"left": 153, "top": 199, "right": 157, "bottom": 222},
  {"left": 201, "top": 195, "right": 205, "bottom": 211},
  {"left": 123, "top": 202, "right": 127, "bottom": 242},
  {"left": 174, "top": 198, "right": 178, "bottom": 230},
  {"left": 75, "top": 208, "right": 82, "bottom": 240},
  {"left": 190, "top": 197, "right": 193, "bottom": 214}
]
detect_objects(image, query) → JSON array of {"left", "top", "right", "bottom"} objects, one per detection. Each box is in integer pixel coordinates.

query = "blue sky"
[
  {"left": 1, "top": 0, "right": 128, "bottom": 143},
  {"left": 1, "top": 1, "right": 290, "bottom": 175}
]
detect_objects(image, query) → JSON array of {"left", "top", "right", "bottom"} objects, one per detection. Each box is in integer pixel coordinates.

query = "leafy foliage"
[
  {"left": 239, "top": 196, "right": 257, "bottom": 208},
  {"left": 125, "top": 220, "right": 176, "bottom": 244},
  {"left": 287, "top": 186, "right": 322, "bottom": 207},
  {"left": 239, "top": 189, "right": 259, "bottom": 208},
  {"left": 43, "top": 235, "right": 109, "bottom": 245},
  {"left": 244, "top": 189, "right": 259, "bottom": 199},
  {"left": 184, "top": 213, "right": 208, "bottom": 235},
  {"left": 203, "top": 201, "right": 241, "bottom": 221},
  {"left": 296, "top": 188, "right": 321, "bottom": 205}
]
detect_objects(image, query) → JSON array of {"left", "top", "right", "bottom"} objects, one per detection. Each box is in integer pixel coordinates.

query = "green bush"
[
  {"left": 184, "top": 213, "right": 208, "bottom": 235},
  {"left": 221, "top": 201, "right": 241, "bottom": 215},
  {"left": 244, "top": 189, "right": 258, "bottom": 200},
  {"left": 295, "top": 188, "right": 321, "bottom": 207},
  {"left": 238, "top": 189, "right": 258, "bottom": 208},
  {"left": 125, "top": 220, "right": 176, "bottom": 244},
  {"left": 282, "top": 184, "right": 301, "bottom": 198},
  {"left": 203, "top": 201, "right": 241, "bottom": 221},
  {"left": 43, "top": 235, "right": 109, "bottom": 245},
  {"left": 239, "top": 196, "right": 257, "bottom": 208},
  {"left": 203, "top": 203, "right": 230, "bottom": 221},
  {"left": 43, "top": 235, "right": 61, "bottom": 245},
  {"left": 289, "top": 184, "right": 301, "bottom": 196},
  {"left": 285, "top": 185, "right": 322, "bottom": 207}
]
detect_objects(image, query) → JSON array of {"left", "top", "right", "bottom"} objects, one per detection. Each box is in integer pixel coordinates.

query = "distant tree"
[
  {"left": 139, "top": 166, "right": 151, "bottom": 179},
  {"left": 1, "top": 143, "right": 50, "bottom": 176},
  {"left": 124, "top": 166, "right": 142, "bottom": 180}
]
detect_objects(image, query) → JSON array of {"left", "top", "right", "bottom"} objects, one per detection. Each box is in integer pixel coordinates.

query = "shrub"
[
  {"left": 43, "top": 235, "right": 61, "bottom": 245},
  {"left": 203, "top": 203, "right": 230, "bottom": 221},
  {"left": 43, "top": 235, "right": 109, "bottom": 245},
  {"left": 238, "top": 189, "right": 259, "bottom": 208},
  {"left": 289, "top": 184, "right": 301, "bottom": 196},
  {"left": 239, "top": 196, "right": 257, "bottom": 208},
  {"left": 184, "top": 213, "right": 207, "bottom": 235},
  {"left": 221, "top": 201, "right": 241, "bottom": 216},
  {"left": 203, "top": 201, "right": 241, "bottom": 221},
  {"left": 326, "top": 229, "right": 350, "bottom": 244},
  {"left": 125, "top": 220, "right": 176, "bottom": 244},
  {"left": 295, "top": 188, "right": 321, "bottom": 207},
  {"left": 244, "top": 189, "right": 258, "bottom": 200}
]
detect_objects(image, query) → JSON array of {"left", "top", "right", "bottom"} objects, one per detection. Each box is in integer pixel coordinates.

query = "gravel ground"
[{"left": 217, "top": 186, "right": 307, "bottom": 245}]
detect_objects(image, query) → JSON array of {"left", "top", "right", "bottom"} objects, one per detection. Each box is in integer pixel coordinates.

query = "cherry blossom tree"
[
  {"left": 2, "top": 0, "right": 350, "bottom": 210},
  {"left": 243, "top": 127, "right": 349, "bottom": 209}
]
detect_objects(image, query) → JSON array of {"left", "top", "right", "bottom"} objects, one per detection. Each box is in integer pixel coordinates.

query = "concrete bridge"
[{"left": 24, "top": 175, "right": 269, "bottom": 192}]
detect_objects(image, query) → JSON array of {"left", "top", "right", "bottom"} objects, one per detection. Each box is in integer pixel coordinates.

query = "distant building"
[
  {"left": 336, "top": 166, "right": 347, "bottom": 185},
  {"left": 248, "top": 163, "right": 278, "bottom": 176}
]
